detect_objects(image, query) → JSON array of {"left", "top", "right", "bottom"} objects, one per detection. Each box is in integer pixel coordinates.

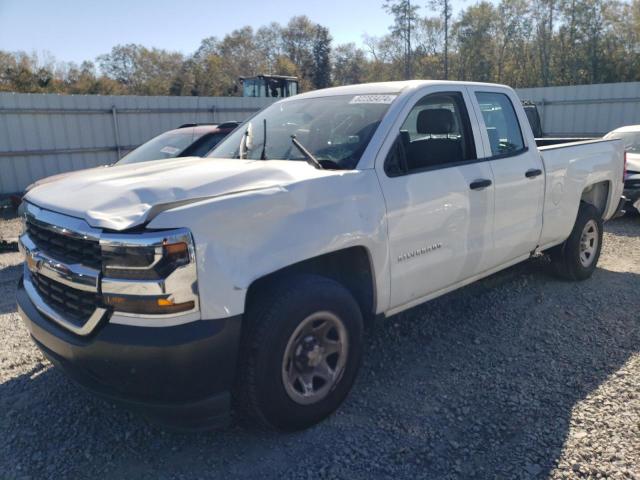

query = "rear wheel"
[
  {"left": 549, "top": 202, "right": 603, "bottom": 280},
  {"left": 235, "top": 274, "right": 364, "bottom": 430}
]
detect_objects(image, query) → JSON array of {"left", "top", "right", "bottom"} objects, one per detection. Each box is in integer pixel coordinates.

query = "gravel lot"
[{"left": 0, "top": 214, "right": 638, "bottom": 479}]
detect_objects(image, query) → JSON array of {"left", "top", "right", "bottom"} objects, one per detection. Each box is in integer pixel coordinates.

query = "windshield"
[
  {"left": 117, "top": 129, "right": 203, "bottom": 165},
  {"left": 604, "top": 131, "right": 640, "bottom": 154},
  {"left": 208, "top": 94, "right": 397, "bottom": 169}
]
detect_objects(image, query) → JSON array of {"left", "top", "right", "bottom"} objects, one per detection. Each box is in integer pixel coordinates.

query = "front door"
[{"left": 376, "top": 87, "right": 495, "bottom": 310}]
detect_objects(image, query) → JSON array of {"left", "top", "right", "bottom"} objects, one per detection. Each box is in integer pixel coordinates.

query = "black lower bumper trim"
[{"left": 17, "top": 276, "right": 242, "bottom": 429}]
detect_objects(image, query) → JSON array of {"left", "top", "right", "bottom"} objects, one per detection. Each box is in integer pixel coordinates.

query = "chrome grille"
[
  {"left": 26, "top": 218, "right": 102, "bottom": 270},
  {"left": 30, "top": 272, "right": 101, "bottom": 325},
  {"left": 20, "top": 202, "right": 199, "bottom": 335}
]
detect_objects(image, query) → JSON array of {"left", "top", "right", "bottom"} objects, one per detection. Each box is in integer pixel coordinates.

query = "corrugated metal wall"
[
  {"left": 516, "top": 82, "right": 640, "bottom": 137},
  {"left": 0, "top": 93, "right": 275, "bottom": 194}
]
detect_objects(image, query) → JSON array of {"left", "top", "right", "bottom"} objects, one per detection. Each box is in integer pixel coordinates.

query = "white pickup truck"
[{"left": 17, "top": 81, "right": 625, "bottom": 430}]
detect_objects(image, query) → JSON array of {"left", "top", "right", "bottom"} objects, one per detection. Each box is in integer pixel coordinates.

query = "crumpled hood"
[{"left": 25, "top": 157, "right": 333, "bottom": 230}]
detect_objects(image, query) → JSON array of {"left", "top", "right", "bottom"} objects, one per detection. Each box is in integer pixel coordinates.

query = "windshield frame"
[{"left": 207, "top": 93, "right": 399, "bottom": 170}]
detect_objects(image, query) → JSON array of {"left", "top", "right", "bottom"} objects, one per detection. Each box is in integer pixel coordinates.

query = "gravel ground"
[{"left": 0, "top": 215, "right": 638, "bottom": 479}]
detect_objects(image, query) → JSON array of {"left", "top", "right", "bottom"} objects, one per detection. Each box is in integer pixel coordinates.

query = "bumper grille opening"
[
  {"left": 30, "top": 272, "right": 101, "bottom": 326},
  {"left": 26, "top": 219, "right": 102, "bottom": 270}
]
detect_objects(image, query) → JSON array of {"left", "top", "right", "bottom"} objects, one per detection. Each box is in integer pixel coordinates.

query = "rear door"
[
  {"left": 376, "top": 85, "right": 495, "bottom": 311},
  {"left": 467, "top": 87, "right": 545, "bottom": 266}
]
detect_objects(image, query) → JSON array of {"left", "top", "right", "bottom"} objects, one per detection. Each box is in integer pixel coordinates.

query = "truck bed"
[{"left": 538, "top": 138, "right": 625, "bottom": 248}]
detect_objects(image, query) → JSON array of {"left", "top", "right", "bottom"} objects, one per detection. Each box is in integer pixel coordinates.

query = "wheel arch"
[
  {"left": 580, "top": 180, "right": 611, "bottom": 218},
  {"left": 245, "top": 246, "right": 377, "bottom": 327}
]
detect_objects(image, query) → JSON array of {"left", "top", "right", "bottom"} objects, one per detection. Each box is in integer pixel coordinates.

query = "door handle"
[
  {"left": 469, "top": 179, "right": 492, "bottom": 190},
  {"left": 525, "top": 168, "right": 543, "bottom": 178}
]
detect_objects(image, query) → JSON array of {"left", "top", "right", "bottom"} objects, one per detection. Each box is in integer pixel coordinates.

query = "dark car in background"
[
  {"left": 22, "top": 122, "right": 240, "bottom": 195},
  {"left": 116, "top": 122, "right": 240, "bottom": 165},
  {"left": 520, "top": 101, "right": 594, "bottom": 147}
]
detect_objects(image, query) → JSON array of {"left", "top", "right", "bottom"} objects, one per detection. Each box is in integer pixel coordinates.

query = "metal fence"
[
  {"left": 516, "top": 82, "right": 640, "bottom": 137},
  {"left": 0, "top": 92, "right": 275, "bottom": 195}
]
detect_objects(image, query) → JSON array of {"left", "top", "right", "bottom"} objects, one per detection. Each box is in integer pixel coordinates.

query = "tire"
[
  {"left": 549, "top": 202, "right": 603, "bottom": 281},
  {"left": 234, "top": 274, "right": 364, "bottom": 431}
]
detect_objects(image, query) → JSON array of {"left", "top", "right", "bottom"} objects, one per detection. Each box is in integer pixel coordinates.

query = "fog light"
[{"left": 104, "top": 295, "right": 195, "bottom": 314}]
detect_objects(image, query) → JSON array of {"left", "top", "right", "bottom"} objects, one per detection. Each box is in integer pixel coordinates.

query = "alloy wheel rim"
[
  {"left": 281, "top": 311, "right": 348, "bottom": 405},
  {"left": 579, "top": 219, "right": 599, "bottom": 267}
]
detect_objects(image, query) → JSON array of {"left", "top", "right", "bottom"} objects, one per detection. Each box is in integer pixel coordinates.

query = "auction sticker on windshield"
[
  {"left": 160, "top": 146, "right": 180, "bottom": 155},
  {"left": 349, "top": 95, "right": 397, "bottom": 104}
]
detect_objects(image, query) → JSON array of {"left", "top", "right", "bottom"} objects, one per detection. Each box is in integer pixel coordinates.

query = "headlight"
[
  {"left": 99, "top": 229, "right": 198, "bottom": 316},
  {"left": 102, "top": 240, "right": 191, "bottom": 280}
]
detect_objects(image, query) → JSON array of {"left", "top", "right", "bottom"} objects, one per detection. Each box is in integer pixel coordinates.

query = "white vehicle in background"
[
  {"left": 604, "top": 125, "right": 640, "bottom": 212},
  {"left": 17, "top": 81, "right": 625, "bottom": 431}
]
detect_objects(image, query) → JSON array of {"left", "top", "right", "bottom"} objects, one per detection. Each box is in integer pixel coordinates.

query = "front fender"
[{"left": 147, "top": 170, "right": 389, "bottom": 319}]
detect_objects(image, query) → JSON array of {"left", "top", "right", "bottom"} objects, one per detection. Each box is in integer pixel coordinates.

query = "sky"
[{"left": 0, "top": 0, "right": 470, "bottom": 65}]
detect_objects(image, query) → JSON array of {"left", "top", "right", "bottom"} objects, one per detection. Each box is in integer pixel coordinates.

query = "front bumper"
[{"left": 17, "top": 276, "right": 242, "bottom": 429}]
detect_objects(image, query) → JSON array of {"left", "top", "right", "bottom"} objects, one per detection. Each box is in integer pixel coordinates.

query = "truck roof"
[{"left": 290, "top": 80, "right": 512, "bottom": 101}]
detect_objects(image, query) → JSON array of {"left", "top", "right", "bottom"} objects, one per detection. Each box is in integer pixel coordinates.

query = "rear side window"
[
  {"left": 185, "top": 132, "right": 229, "bottom": 157},
  {"left": 117, "top": 130, "right": 198, "bottom": 165},
  {"left": 475, "top": 92, "right": 525, "bottom": 157}
]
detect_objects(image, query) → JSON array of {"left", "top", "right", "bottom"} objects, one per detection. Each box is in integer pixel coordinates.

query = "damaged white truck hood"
[{"left": 25, "top": 157, "right": 335, "bottom": 230}]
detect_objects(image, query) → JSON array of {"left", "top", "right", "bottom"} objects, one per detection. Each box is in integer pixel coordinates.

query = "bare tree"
[
  {"left": 533, "top": 0, "right": 557, "bottom": 86},
  {"left": 428, "top": 0, "right": 453, "bottom": 78},
  {"left": 494, "top": 0, "right": 530, "bottom": 82},
  {"left": 383, "top": 0, "right": 421, "bottom": 79}
]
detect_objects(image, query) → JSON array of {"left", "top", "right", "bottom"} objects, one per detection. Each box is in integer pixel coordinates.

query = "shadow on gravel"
[
  {"left": 1, "top": 261, "right": 638, "bottom": 479},
  {"left": 0, "top": 263, "right": 21, "bottom": 314}
]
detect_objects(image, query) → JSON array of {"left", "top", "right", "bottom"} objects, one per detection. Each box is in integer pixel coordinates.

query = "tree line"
[{"left": 1, "top": 0, "right": 639, "bottom": 96}]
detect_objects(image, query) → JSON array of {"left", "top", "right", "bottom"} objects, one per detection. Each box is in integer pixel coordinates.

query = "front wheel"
[
  {"left": 234, "top": 274, "right": 364, "bottom": 430},
  {"left": 549, "top": 202, "right": 603, "bottom": 280}
]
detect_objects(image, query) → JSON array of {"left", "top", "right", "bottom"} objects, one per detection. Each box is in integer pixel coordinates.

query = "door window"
[
  {"left": 385, "top": 92, "right": 476, "bottom": 175},
  {"left": 475, "top": 92, "right": 525, "bottom": 157}
]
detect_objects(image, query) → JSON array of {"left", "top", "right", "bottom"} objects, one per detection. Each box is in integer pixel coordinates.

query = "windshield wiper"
[
  {"left": 291, "top": 135, "right": 323, "bottom": 169},
  {"left": 260, "top": 118, "right": 267, "bottom": 160}
]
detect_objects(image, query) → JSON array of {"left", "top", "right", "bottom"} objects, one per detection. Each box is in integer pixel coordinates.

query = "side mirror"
[{"left": 384, "top": 133, "right": 409, "bottom": 177}]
